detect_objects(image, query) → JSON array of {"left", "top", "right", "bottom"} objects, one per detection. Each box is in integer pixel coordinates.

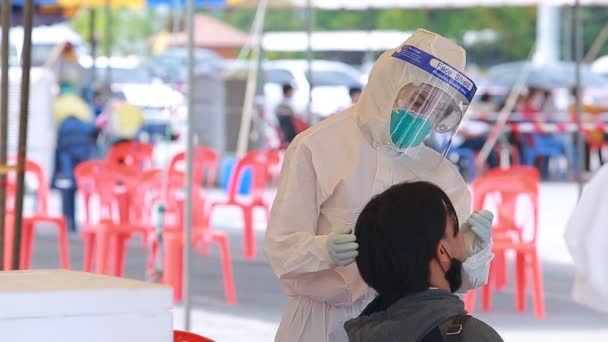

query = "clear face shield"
[{"left": 389, "top": 45, "right": 477, "bottom": 161}]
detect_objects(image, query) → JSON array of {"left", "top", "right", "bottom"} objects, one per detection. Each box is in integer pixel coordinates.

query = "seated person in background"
[
  {"left": 345, "top": 181, "right": 502, "bottom": 342},
  {"left": 275, "top": 84, "right": 298, "bottom": 144},
  {"left": 452, "top": 118, "right": 498, "bottom": 170}
]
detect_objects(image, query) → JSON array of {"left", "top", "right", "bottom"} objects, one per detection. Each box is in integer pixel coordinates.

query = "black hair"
[
  {"left": 282, "top": 84, "right": 293, "bottom": 95},
  {"left": 355, "top": 181, "right": 459, "bottom": 304},
  {"left": 479, "top": 92, "right": 492, "bottom": 103},
  {"left": 349, "top": 86, "right": 362, "bottom": 97}
]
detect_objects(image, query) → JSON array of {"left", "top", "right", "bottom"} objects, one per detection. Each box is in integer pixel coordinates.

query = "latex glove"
[
  {"left": 462, "top": 210, "right": 494, "bottom": 257},
  {"left": 326, "top": 231, "right": 359, "bottom": 266}
]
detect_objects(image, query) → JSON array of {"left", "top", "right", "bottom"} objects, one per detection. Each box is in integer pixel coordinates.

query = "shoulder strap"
[{"left": 444, "top": 315, "right": 471, "bottom": 342}]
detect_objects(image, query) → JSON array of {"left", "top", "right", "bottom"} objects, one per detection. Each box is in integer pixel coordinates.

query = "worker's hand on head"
[
  {"left": 461, "top": 210, "right": 494, "bottom": 257},
  {"left": 326, "top": 231, "right": 359, "bottom": 267}
]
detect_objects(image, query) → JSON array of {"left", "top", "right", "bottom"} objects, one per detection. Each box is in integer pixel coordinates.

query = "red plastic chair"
[
  {"left": 207, "top": 150, "right": 281, "bottom": 260},
  {"left": 78, "top": 163, "right": 144, "bottom": 276},
  {"left": 174, "top": 330, "right": 214, "bottom": 342},
  {"left": 168, "top": 147, "right": 219, "bottom": 189},
  {"left": 18, "top": 160, "right": 70, "bottom": 269},
  {"left": 74, "top": 160, "right": 105, "bottom": 228},
  {"left": 106, "top": 141, "right": 154, "bottom": 171},
  {"left": 2, "top": 159, "right": 70, "bottom": 270},
  {"left": 464, "top": 166, "right": 545, "bottom": 319},
  {"left": 479, "top": 166, "right": 540, "bottom": 290},
  {"left": 136, "top": 167, "right": 236, "bottom": 305},
  {"left": 484, "top": 165, "right": 540, "bottom": 181}
]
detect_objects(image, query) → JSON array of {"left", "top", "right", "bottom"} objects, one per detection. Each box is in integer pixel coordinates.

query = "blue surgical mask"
[{"left": 390, "top": 109, "right": 433, "bottom": 148}]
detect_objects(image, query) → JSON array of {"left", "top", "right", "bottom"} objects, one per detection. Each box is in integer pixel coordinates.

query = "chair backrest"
[
  {"left": 174, "top": 330, "right": 215, "bottom": 342},
  {"left": 132, "top": 168, "right": 206, "bottom": 228},
  {"left": 168, "top": 147, "right": 219, "bottom": 189},
  {"left": 93, "top": 163, "right": 139, "bottom": 223},
  {"left": 74, "top": 160, "right": 106, "bottom": 194},
  {"left": 106, "top": 141, "right": 154, "bottom": 171},
  {"left": 226, "top": 150, "right": 281, "bottom": 202},
  {"left": 472, "top": 166, "right": 539, "bottom": 244},
  {"left": 5, "top": 159, "right": 52, "bottom": 215},
  {"left": 483, "top": 165, "right": 540, "bottom": 182},
  {"left": 73, "top": 160, "right": 106, "bottom": 224}
]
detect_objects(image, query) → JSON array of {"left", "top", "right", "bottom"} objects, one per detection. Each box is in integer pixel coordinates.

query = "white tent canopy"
[
  {"left": 262, "top": 30, "right": 412, "bottom": 52},
  {"left": 287, "top": 0, "right": 608, "bottom": 9}
]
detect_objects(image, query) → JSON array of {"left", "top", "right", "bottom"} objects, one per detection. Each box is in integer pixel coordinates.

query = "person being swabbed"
[{"left": 264, "top": 29, "right": 495, "bottom": 342}]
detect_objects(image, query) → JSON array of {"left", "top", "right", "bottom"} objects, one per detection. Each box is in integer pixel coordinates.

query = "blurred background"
[{"left": 3, "top": 1, "right": 608, "bottom": 341}]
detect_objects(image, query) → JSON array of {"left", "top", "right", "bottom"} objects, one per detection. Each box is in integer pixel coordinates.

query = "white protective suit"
[
  {"left": 264, "top": 29, "right": 493, "bottom": 342},
  {"left": 565, "top": 164, "right": 608, "bottom": 313}
]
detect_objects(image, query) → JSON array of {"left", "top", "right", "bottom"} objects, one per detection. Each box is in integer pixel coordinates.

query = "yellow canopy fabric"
[{"left": 57, "top": 0, "right": 145, "bottom": 8}]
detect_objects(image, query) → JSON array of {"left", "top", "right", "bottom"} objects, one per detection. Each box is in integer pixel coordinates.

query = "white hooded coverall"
[
  {"left": 264, "top": 29, "right": 493, "bottom": 342},
  {"left": 565, "top": 164, "right": 608, "bottom": 313}
]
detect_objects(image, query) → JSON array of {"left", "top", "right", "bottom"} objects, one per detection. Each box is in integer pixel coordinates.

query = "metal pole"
[
  {"left": 305, "top": 0, "right": 313, "bottom": 125},
  {"left": 173, "top": 0, "right": 181, "bottom": 34},
  {"left": 235, "top": 0, "right": 267, "bottom": 157},
  {"left": 183, "top": 0, "right": 195, "bottom": 331},
  {"left": 13, "top": 0, "right": 34, "bottom": 270},
  {"left": 90, "top": 8, "right": 97, "bottom": 95},
  {"left": 0, "top": 0, "right": 11, "bottom": 269},
  {"left": 105, "top": 0, "right": 112, "bottom": 87},
  {"left": 574, "top": 0, "right": 585, "bottom": 196},
  {"left": 564, "top": 6, "right": 572, "bottom": 61}
]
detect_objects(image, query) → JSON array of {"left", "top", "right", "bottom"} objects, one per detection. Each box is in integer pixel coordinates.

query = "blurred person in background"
[
  {"left": 345, "top": 181, "right": 502, "bottom": 342},
  {"left": 567, "top": 88, "right": 608, "bottom": 173},
  {"left": 349, "top": 86, "right": 362, "bottom": 105},
  {"left": 100, "top": 101, "right": 146, "bottom": 146},
  {"left": 275, "top": 84, "right": 298, "bottom": 144},
  {"left": 47, "top": 41, "right": 85, "bottom": 97},
  {"left": 518, "top": 87, "right": 544, "bottom": 122},
  {"left": 51, "top": 83, "right": 100, "bottom": 232},
  {"left": 332, "top": 86, "right": 363, "bottom": 114},
  {"left": 264, "top": 29, "right": 494, "bottom": 342},
  {"left": 517, "top": 88, "right": 565, "bottom": 179},
  {"left": 452, "top": 93, "right": 498, "bottom": 170},
  {"left": 92, "top": 84, "right": 112, "bottom": 118}
]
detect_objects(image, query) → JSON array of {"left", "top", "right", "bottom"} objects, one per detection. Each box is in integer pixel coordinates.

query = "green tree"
[{"left": 71, "top": 7, "right": 167, "bottom": 56}]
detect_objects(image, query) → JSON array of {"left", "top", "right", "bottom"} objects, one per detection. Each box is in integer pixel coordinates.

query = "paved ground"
[{"left": 26, "top": 183, "right": 608, "bottom": 341}]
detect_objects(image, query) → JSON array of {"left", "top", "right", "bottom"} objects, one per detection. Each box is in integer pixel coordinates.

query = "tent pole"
[
  {"left": 0, "top": 0, "right": 11, "bottom": 269},
  {"left": 235, "top": 0, "right": 268, "bottom": 157},
  {"left": 105, "top": 0, "right": 112, "bottom": 86},
  {"left": 305, "top": 0, "right": 313, "bottom": 125},
  {"left": 13, "top": 0, "right": 34, "bottom": 270},
  {"left": 574, "top": 0, "right": 584, "bottom": 196},
  {"left": 183, "top": 0, "right": 195, "bottom": 331}
]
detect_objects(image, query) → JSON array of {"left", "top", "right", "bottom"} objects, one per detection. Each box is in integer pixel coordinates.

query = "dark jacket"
[
  {"left": 51, "top": 116, "right": 99, "bottom": 189},
  {"left": 344, "top": 289, "right": 503, "bottom": 342}
]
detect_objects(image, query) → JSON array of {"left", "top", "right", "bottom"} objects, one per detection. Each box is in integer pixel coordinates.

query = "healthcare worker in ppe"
[
  {"left": 264, "top": 29, "right": 495, "bottom": 342},
  {"left": 565, "top": 164, "right": 608, "bottom": 313}
]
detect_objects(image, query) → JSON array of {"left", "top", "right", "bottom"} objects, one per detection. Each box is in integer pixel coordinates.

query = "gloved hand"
[
  {"left": 461, "top": 210, "right": 494, "bottom": 257},
  {"left": 326, "top": 231, "right": 359, "bottom": 266}
]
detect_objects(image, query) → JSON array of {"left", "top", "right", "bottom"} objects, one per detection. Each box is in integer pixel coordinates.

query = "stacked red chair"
[
  {"left": 206, "top": 149, "right": 281, "bottom": 260},
  {"left": 2, "top": 159, "right": 70, "bottom": 270},
  {"left": 464, "top": 166, "right": 545, "bottom": 318}
]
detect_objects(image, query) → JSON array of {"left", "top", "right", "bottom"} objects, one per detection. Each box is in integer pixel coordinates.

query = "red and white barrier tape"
[{"left": 470, "top": 120, "right": 608, "bottom": 133}]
